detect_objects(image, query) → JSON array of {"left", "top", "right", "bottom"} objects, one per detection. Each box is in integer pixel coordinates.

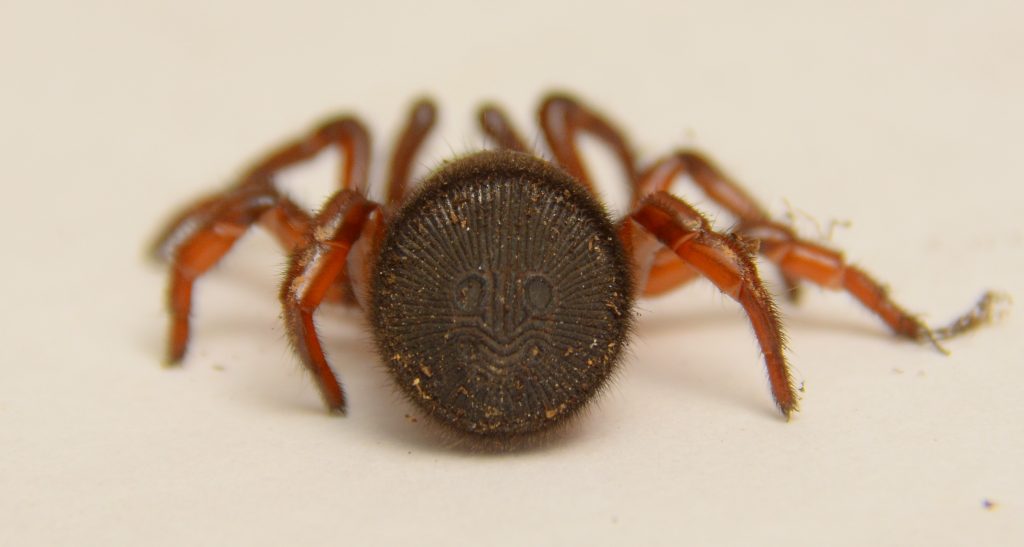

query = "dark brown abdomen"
[{"left": 370, "top": 151, "right": 634, "bottom": 439}]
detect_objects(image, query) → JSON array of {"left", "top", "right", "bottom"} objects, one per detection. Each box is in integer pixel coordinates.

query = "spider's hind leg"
[
  {"left": 624, "top": 192, "right": 797, "bottom": 417},
  {"left": 636, "top": 151, "right": 807, "bottom": 302},
  {"left": 279, "top": 191, "right": 381, "bottom": 413},
  {"left": 155, "top": 115, "right": 373, "bottom": 362}
]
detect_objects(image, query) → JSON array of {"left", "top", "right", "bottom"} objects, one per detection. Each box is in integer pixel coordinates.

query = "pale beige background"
[{"left": 2, "top": 1, "right": 1022, "bottom": 545}]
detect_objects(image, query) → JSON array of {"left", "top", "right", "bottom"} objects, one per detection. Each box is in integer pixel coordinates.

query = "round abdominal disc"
[{"left": 371, "top": 152, "right": 634, "bottom": 438}]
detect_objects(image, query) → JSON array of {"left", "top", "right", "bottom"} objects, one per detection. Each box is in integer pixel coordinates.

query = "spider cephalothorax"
[{"left": 152, "top": 92, "right": 999, "bottom": 445}]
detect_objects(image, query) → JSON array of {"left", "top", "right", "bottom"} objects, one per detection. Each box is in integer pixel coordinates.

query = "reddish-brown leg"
[
  {"left": 478, "top": 103, "right": 529, "bottom": 153},
  {"left": 160, "top": 116, "right": 372, "bottom": 362},
  {"left": 738, "top": 220, "right": 1002, "bottom": 347},
  {"left": 641, "top": 251, "right": 703, "bottom": 296},
  {"left": 637, "top": 151, "right": 808, "bottom": 300},
  {"left": 152, "top": 116, "right": 372, "bottom": 260},
  {"left": 385, "top": 99, "right": 437, "bottom": 206},
  {"left": 152, "top": 193, "right": 231, "bottom": 262},
  {"left": 539, "top": 93, "right": 639, "bottom": 194},
  {"left": 166, "top": 182, "right": 284, "bottom": 362},
  {"left": 636, "top": 151, "right": 769, "bottom": 217},
  {"left": 534, "top": 97, "right": 767, "bottom": 223},
  {"left": 627, "top": 191, "right": 797, "bottom": 417},
  {"left": 533, "top": 96, "right": 807, "bottom": 302},
  {"left": 242, "top": 117, "right": 371, "bottom": 194},
  {"left": 280, "top": 191, "right": 381, "bottom": 412},
  {"left": 534, "top": 96, "right": 765, "bottom": 227}
]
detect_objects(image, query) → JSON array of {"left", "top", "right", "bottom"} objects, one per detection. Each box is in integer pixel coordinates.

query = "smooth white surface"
[{"left": 2, "top": 1, "right": 1022, "bottom": 545}]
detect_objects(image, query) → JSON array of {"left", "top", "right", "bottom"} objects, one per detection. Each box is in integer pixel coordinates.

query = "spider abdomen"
[{"left": 369, "top": 151, "right": 634, "bottom": 439}]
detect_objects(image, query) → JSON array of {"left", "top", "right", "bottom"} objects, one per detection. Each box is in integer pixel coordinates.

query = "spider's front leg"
[
  {"left": 280, "top": 191, "right": 382, "bottom": 413},
  {"left": 384, "top": 99, "right": 436, "bottom": 206},
  {"left": 624, "top": 192, "right": 798, "bottom": 417},
  {"left": 478, "top": 104, "right": 529, "bottom": 153},
  {"left": 539, "top": 93, "right": 640, "bottom": 195},
  {"left": 476, "top": 93, "right": 640, "bottom": 193}
]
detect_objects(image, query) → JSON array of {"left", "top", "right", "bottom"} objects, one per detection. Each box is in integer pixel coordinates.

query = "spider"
[{"left": 152, "top": 92, "right": 999, "bottom": 445}]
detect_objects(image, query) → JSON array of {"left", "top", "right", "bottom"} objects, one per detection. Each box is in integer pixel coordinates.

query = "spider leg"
[
  {"left": 637, "top": 151, "right": 769, "bottom": 218},
  {"left": 538, "top": 92, "right": 639, "bottom": 195},
  {"left": 637, "top": 151, "right": 809, "bottom": 301},
  {"left": 152, "top": 187, "right": 312, "bottom": 263},
  {"left": 280, "top": 190, "right": 381, "bottom": 413},
  {"left": 166, "top": 181, "right": 285, "bottom": 362},
  {"left": 477, "top": 103, "right": 529, "bottom": 153},
  {"left": 385, "top": 99, "right": 437, "bottom": 206},
  {"left": 152, "top": 192, "right": 235, "bottom": 259},
  {"left": 160, "top": 116, "right": 373, "bottom": 362},
  {"left": 151, "top": 116, "right": 372, "bottom": 260},
  {"left": 244, "top": 117, "right": 371, "bottom": 193},
  {"left": 737, "top": 220, "right": 1003, "bottom": 348},
  {"left": 639, "top": 249, "right": 703, "bottom": 295},
  {"left": 534, "top": 95, "right": 813, "bottom": 303},
  {"left": 626, "top": 191, "right": 797, "bottom": 417}
]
